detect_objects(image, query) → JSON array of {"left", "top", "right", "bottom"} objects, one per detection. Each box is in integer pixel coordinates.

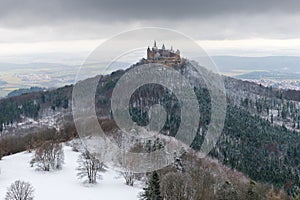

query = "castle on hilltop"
[{"left": 139, "top": 41, "right": 184, "bottom": 67}]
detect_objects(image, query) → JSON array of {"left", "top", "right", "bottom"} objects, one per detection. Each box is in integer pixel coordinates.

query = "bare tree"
[
  {"left": 0, "top": 147, "right": 3, "bottom": 160},
  {"left": 216, "top": 181, "right": 238, "bottom": 200},
  {"left": 117, "top": 152, "right": 137, "bottom": 186},
  {"left": 30, "top": 141, "right": 64, "bottom": 171},
  {"left": 77, "top": 150, "right": 105, "bottom": 184},
  {"left": 5, "top": 180, "right": 34, "bottom": 200},
  {"left": 161, "top": 172, "right": 193, "bottom": 200},
  {"left": 121, "top": 168, "right": 136, "bottom": 186}
]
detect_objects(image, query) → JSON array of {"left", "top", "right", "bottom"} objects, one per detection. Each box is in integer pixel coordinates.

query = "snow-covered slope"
[{"left": 0, "top": 145, "right": 142, "bottom": 200}]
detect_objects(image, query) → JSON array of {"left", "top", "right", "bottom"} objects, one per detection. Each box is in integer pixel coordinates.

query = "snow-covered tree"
[
  {"left": 121, "top": 170, "right": 136, "bottom": 186},
  {"left": 76, "top": 150, "right": 105, "bottom": 184},
  {"left": 5, "top": 180, "right": 34, "bottom": 200},
  {"left": 173, "top": 151, "right": 184, "bottom": 173},
  {"left": 30, "top": 141, "right": 64, "bottom": 171}
]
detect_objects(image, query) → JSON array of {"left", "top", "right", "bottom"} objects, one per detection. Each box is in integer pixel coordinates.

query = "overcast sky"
[{"left": 1, "top": 0, "right": 300, "bottom": 64}]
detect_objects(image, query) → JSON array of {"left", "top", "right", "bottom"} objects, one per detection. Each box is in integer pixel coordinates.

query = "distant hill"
[
  {"left": 0, "top": 80, "right": 8, "bottom": 85},
  {"left": 235, "top": 71, "right": 300, "bottom": 80},
  {"left": 7, "top": 87, "right": 46, "bottom": 97},
  {"left": 212, "top": 56, "right": 300, "bottom": 74}
]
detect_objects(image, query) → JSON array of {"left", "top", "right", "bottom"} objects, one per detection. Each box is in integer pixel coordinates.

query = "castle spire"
[
  {"left": 162, "top": 44, "right": 165, "bottom": 50},
  {"left": 152, "top": 40, "right": 158, "bottom": 50}
]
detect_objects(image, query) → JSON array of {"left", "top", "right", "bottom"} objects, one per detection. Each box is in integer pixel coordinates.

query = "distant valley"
[
  {"left": 2, "top": 56, "right": 300, "bottom": 97},
  {"left": 0, "top": 62, "right": 131, "bottom": 97},
  {"left": 213, "top": 56, "right": 300, "bottom": 75}
]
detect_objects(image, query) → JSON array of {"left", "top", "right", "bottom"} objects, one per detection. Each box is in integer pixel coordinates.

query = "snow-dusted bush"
[
  {"left": 30, "top": 141, "right": 64, "bottom": 171},
  {"left": 117, "top": 152, "right": 138, "bottom": 186},
  {"left": 70, "top": 139, "right": 84, "bottom": 152},
  {"left": 122, "top": 171, "right": 137, "bottom": 186},
  {"left": 5, "top": 180, "right": 34, "bottom": 200}
]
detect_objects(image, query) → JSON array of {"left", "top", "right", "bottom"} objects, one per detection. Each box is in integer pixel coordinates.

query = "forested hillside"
[{"left": 1, "top": 60, "right": 300, "bottom": 195}]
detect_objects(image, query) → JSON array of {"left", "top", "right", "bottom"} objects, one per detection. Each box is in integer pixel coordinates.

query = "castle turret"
[
  {"left": 147, "top": 46, "right": 151, "bottom": 59},
  {"left": 162, "top": 44, "right": 165, "bottom": 50},
  {"left": 152, "top": 40, "right": 158, "bottom": 50}
]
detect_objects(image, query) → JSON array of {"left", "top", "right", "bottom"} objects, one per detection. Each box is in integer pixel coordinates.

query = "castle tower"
[
  {"left": 152, "top": 40, "right": 158, "bottom": 50},
  {"left": 147, "top": 46, "right": 151, "bottom": 59},
  {"left": 162, "top": 44, "right": 165, "bottom": 50}
]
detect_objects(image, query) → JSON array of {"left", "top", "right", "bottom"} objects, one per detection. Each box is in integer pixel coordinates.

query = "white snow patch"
[{"left": 0, "top": 146, "right": 142, "bottom": 200}]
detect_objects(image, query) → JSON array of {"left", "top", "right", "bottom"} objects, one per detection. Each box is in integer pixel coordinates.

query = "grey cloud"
[
  {"left": 0, "top": 0, "right": 300, "bottom": 40},
  {"left": 1, "top": 0, "right": 300, "bottom": 25}
]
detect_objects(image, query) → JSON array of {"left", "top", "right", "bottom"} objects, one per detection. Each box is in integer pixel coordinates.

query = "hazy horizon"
[{"left": 1, "top": 0, "right": 300, "bottom": 65}]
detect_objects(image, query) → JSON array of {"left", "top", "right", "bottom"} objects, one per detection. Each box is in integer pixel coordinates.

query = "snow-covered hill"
[{"left": 0, "top": 145, "right": 142, "bottom": 200}]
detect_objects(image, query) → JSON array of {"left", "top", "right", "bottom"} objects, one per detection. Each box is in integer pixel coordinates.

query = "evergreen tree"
[
  {"left": 140, "top": 171, "right": 162, "bottom": 200},
  {"left": 271, "top": 114, "right": 274, "bottom": 124},
  {"left": 294, "top": 188, "right": 300, "bottom": 200}
]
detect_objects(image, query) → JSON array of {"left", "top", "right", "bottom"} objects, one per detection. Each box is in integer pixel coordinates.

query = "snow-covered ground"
[{"left": 0, "top": 146, "right": 142, "bottom": 199}]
